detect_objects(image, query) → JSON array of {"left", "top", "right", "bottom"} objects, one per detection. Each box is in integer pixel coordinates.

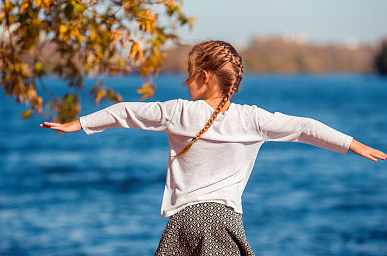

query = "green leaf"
[
  {"left": 64, "top": 94, "right": 75, "bottom": 104},
  {"left": 73, "top": 2, "right": 84, "bottom": 15},
  {"left": 34, "top": 62, "right": 43, "bottom": 75}
]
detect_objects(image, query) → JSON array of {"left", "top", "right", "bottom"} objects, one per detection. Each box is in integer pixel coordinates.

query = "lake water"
[{"left": 1, "top": 74, "right": 387, "bottom": 256}]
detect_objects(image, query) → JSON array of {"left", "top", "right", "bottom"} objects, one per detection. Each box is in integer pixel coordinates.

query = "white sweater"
[{"left": 79, "top": 99, "right": 353, "bottom": 217}]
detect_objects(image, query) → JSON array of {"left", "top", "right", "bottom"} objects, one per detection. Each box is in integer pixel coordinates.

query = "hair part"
[{"left": 174, "top": 40, "right": 244, "bottom": 157}]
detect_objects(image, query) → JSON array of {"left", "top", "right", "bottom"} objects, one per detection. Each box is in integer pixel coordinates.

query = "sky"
[{"left": 176, "top": 0, "right": 387, "bottom": 47}]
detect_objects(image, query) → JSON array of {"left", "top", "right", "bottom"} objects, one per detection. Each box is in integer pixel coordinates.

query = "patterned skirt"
[{"left": 155, "top": 202, "right": 255, "bottom": 256}]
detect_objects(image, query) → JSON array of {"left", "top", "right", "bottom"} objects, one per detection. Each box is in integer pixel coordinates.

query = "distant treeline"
[
  {"left": 161, "top": 37, "right": 379, "bottom": 74},
  {"left": 9, "top": 36, "right": 385, "bottom": 75}
]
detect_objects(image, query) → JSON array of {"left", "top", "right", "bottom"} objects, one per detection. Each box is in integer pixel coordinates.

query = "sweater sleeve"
[
  {"left": 79, "top": 100, "right": 179, "bottom": 135},
  {"left": 257, "top": 111, "right": 353, "bottom": 154}
]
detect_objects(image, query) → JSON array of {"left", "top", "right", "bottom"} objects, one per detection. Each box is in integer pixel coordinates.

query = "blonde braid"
[{"left": 173, "top": 41, "right": 243, "bottom": 157}]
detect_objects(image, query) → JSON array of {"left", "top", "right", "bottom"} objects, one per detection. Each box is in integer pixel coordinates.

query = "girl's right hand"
[{"left": 40, "top": 119, "right": 82, "bottom": 133}]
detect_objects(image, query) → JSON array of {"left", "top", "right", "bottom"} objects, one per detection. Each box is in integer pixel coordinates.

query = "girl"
[{"left": 41, "top": 41, "right": 386, "bottom": 255}]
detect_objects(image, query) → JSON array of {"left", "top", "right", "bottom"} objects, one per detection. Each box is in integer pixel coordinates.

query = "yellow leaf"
[
  {"left": 19, "top": 0, "right": 29, "bottom": 13},
  {"left": 188, "top": 17, "right": 195, "bottom": 30},
  {"left": 136, "top": 82, "right": 155, "bottom": 100},
  {"left": 94, "top": 90, "right": 105, "bottom": 104},
  {"left": 120, "top": 37, "right": 125, "bottom": 47},
  {"left": 37, "top": 96, "right": 43, "bottom": 105},
  {"left": 114, "top": 93, "right": 123, "bottom": 102},
  {"left": 21, "top": 109, "right": 32, "bottom": 119},
  {"left": 36, "top": 99, "right": 43, "bottom": 113},
  {"left": 144, "top": 9, "right": 151, "bottom": 16},
  {"left": 59, "top": 24, "right": 67, "bottom": 38},
  {"left": 129, "top": 42, "right": 139, "bottom": 57},
  {"left": 20, "top": 63, "right": 32, "bottom": 77},
  {"left": 34, "top": 61, "right": 41, "bottom": 70},
  {"left": 42, "top": 0, "right": 51, "bottom": 8},
  {"left": 90, "top": 25, "right": 96, "bottom": 41},
  {"left": 89, "top": 86, "right": 98, "bottom": 95},
  {"left": 111, "top": 33, "right": 120, "bottom": 45},
  {"left": 121, "top": 2, "right": 131, "bottom": 9},
  {"left": 28, "top": 86, "right": 37, "bottom": 98},
  {"left": 145, "top": 22, "right": 151, "bottom": 33},
  {"left": 107, "top": 88, "right": 114, "bottom": 100},
  {"left": 136, "top": 82, "right": 148, "bottom": 94},
  {"left": 119, "top": 60, "right": 125, "bottom": 68},
  {"left": 35, "top": 0, "right": 42, "bottom": 8},
  {"left": 133, "top": 49, "right": 144, "bottom": 62}
]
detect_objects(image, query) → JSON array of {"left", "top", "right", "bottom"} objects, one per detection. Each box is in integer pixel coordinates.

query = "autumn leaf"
[
  {"left": 90, "top": 24, "right": 97, "bottom": 41},
  {"left": 94, "top": 90, "right": 105, "bottom": 105},
  {"left": 129, "top": 42, "right": 139, "bottom": 57},
  {"left": 136, "top": 82, "right": 155, "bottom": 100},
  {"left": 120, "top": 37, "right": 125, "bottom": 47},
  {"left": 110, "top": 30, "right": 120, "bottom": 45},
  {"left": 19, "top": 0, "right": 29, "bottom": 13},
  {"left": 21, "top": 109, "right": 32, "bottom": 119}
]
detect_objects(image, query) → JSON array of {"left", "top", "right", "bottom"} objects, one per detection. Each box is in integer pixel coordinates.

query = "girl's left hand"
[
  {"left": 349, "top": 139, "right": 387, "bottom": 162},
  {"left": 40, "top": 120, "right": 82, "bottom": 133}
]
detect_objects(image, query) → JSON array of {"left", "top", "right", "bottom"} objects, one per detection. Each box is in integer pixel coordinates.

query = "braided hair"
[{"left": 174, "top": 40, "right": 244, "bottom": 157}]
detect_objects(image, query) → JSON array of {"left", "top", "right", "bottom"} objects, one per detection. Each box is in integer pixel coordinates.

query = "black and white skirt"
[{"left": 155, "top": 202, "right": 255, "bottom": 256}]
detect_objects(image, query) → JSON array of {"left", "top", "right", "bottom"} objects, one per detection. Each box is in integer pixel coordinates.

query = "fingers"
[
  {"left": 367, "top": 154, "right": 378, "bottom": 162},
  {"left": 365, "top": 148, "right": 387, "bottom": 162},
  {"left": 40, "top": 122, "right": 54, "bottom": 128},
  {"left": 40, "top": 122, "right": 63, "bottom": 130},
  {"left": 371, "top": 149, "right": 387, "bottom": 161},
  {"left": 40, "top": 120, "right": 81, "bottom": 133}
]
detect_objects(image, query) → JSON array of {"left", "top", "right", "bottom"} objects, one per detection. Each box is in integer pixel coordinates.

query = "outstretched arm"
[
  {"left": 258, "top": 111, "right": 386, "bottom": 162},
  {"left": 40, "top": 100, "right": 178, "bottom": 135},
  {"left": 40, "top": 120, "right": 82, "bottom": 133},
  {"left": 349, "top": 139, "right": 387, "bottom": 162}
]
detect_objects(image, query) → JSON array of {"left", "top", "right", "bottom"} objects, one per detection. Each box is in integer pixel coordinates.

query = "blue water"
[{"left": 1, "top": 74, "right": 387, "bottom": 256}]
